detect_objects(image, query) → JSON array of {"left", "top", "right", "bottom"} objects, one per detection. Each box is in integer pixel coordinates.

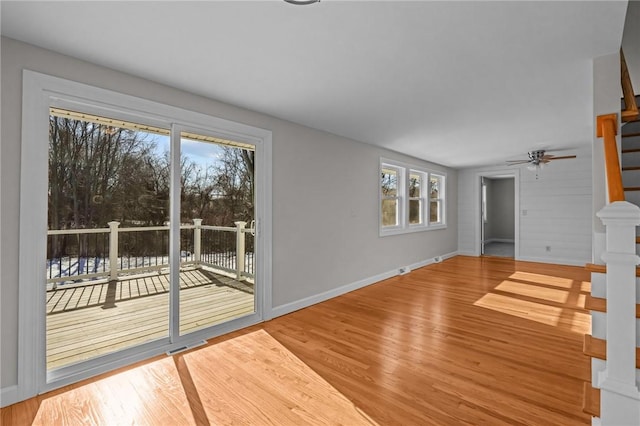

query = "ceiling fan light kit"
[
  {"left": 527, "top": 161, "right": 545, "bottom": 172},
  {"left": 506, "top": 149, "right": 577, "bottom": 179}
]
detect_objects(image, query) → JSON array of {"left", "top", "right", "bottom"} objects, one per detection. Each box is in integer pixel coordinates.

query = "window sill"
[{"left": 380, "top": 224, "right": 447, "bottom": 237}]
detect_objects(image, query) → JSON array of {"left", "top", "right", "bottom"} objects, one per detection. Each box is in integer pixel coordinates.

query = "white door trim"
[{"left": 474, "top": 169, "right": 520, "bottom": 259}]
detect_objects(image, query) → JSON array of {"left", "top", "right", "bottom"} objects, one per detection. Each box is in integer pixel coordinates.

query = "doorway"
[
  {"left": 19, "top": 71, "right": 272, "bottom": 398},
  {"left": 478, "top": 173, "right": 518, "bottom": 258},
  {"left": 45, "top": 111, "right": 259, "bottom": 371}
]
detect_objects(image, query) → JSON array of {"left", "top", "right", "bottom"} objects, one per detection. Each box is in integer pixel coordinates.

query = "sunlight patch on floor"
[
  {"left": 30, "top": 330, "right": 377, "bottom": 425},
  {"left": 495, "top": 280, "right": 570, "bottom": 304},
  {"left": 508, "top": 271, "right": 577, "bottom": 288},
  {"left": 486, "top": 271, "right": 592, "bottom": 333},
  {"left": 32, "top": 357, "right": 193, "bottom": 425},
  {"left": 474, "top": 293, "right": 562, "bottom": 326},
  {"left": 182, "top": 329, "right": 377, "bottom": 425}
]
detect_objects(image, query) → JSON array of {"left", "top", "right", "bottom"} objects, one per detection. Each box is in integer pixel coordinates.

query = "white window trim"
[
  {"left": 429, "top": 172, "right": 446, "bottom": 226},
  {"left": 380, "top": 164, "right": 405, "bottom": 231},
  {"left": 379, "top": 158, "right": 447, "bottom": 237},
  {"left": 408, "top": 170, "right": 426, "bottom": 227},
  {"left": 19, "top": 70, "right": 273, "bottom": 400}
]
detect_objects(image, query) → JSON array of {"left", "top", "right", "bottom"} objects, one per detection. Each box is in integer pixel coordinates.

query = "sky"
[{"left": 148, "top": 133, "right": 225, "bottom": 171}]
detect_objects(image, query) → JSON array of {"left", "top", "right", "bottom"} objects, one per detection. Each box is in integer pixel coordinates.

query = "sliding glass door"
[{"left": 45, "top": 110, "right": 257, "bottom": 373}]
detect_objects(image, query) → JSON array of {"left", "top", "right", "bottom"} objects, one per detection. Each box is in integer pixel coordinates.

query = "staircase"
[{"left": 583, "top": 109, "right": 640, "bottom": 424}]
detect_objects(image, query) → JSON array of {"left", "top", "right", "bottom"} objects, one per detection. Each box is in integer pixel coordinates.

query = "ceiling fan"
[{"left": 506, "top": 150, "right": 576, "bottom": 178}]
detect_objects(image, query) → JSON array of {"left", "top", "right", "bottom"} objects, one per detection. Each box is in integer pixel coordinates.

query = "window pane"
[
  {"left": 409, "top": 199, "right": 421, "bottom": 224},
  {"left": 430, "top": 200, "right": 440, "bottom": 223},
  {"left": 47, "top": 109, "right": 170, "bottom": 370},
  {"left": 409, "top": 173, "right": 421, "bottom": 198},
  {"left": 179, "top": 133, "right": 256, "bottom": 335},
  {"left": 382, "top": 199, "right": 398, "bottom": 226},
  {"left": 381, "top": 168, "right": 397, "bottom": 197},
  {"left": 430, "top": 176, "right": 441, "bottom": 199}
]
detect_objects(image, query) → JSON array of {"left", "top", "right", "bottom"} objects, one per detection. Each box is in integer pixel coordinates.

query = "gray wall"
[
  {"left": 0, "top": 37, "right": 458, "bottom": 390},
  {"left": 485, "top": 178, "right": 515, "bottom": 241}
]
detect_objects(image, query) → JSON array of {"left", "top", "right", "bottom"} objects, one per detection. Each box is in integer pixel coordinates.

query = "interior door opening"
[{"left": 480, "top": 176, "right": 516, "bottom": 258}]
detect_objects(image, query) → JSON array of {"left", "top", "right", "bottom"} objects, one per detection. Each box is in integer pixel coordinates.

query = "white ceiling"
[{"left": 0, "top": 1, "right": 629, "bottom": 168}]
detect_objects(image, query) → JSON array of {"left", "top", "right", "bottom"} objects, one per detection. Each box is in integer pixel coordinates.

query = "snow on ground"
[{"left": 47, "top": 252, "right": 254, "bottom": 285}]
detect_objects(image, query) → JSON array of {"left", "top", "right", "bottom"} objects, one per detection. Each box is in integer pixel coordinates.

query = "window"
[
  {"left": 429, "top": 174, "right": 445, "bottom": 225},
  {"left": 381, "top": 166, "right": 402, "bottom": 228},
  {"left": 408, "top": 172, "right": 423, "bottom": 225},
  {"left": 380, "top": 159, "right": 446, "bottom": 236}
]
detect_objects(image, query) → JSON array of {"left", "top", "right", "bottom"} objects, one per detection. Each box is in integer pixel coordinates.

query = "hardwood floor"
[{"left": 2, "top": 256, "right": 592, "bottom": 425}]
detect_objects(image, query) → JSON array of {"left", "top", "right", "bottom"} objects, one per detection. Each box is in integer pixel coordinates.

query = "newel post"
[
  {"left": 193, "top": 218, "right": 202, "bottom": 265},
  {"left": 235, "top": 221, "right": 247, "bottom": 280},
  {"left": 108, "top": 221, "right": 120, "bottom": 281},
  {"left": 597, "top": 201, "right": 640, "bottom": 424}
]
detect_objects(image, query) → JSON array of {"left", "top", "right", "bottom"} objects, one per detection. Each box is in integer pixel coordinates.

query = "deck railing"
[{"left": 47, "top": 219, "right": 254, "bottom": 288}]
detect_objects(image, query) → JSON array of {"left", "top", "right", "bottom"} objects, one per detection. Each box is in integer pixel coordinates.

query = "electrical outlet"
[{"left": 545, "top": 246, "right": 551, "bottom": 252}]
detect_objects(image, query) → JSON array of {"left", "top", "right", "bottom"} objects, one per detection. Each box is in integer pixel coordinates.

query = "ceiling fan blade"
[{"left": 548, "top": 155, "right": 577, "bottom": 160}]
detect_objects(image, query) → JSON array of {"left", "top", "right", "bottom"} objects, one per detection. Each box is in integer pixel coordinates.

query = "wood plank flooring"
[
  {"left": 3, "top": 256, "right": 592, "bottom": 425},
  {"left": 47, "top": 267, "right": 254, "bottom": 369}
]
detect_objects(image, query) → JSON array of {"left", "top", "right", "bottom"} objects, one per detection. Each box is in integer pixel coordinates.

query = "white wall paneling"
[{"left": 458, "top": 149, "right": 592, "bottom": 266}]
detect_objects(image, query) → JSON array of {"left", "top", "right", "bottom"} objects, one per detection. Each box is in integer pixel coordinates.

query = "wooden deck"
[{"left": 46, "top": 267, "right": 254, "bottom": 370}]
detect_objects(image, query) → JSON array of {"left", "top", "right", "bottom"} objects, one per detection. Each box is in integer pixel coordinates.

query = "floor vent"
[{"left": 166, "top": 340, "right": 207, "bottom": 356}]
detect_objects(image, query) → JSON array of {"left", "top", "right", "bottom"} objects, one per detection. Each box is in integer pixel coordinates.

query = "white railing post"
[
  {"left": 193, "top": 218, "right": 202, "bottom": 265},
  {"left": 235, "top": 221, "right": 247, "bottom": 280},
  {"left": 108, "top": 221, "right": 120, "bottom": 281},
  {"left": 597, "top": 201, "right": 640, "bottom": 425}
]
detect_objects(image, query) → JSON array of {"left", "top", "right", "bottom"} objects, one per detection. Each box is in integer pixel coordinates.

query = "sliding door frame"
[{"left": 18, "top": 70, "right": 272, "bottom": 400}]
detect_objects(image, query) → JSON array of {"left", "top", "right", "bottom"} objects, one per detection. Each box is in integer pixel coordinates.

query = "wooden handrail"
[
  {"left": 621, "top": 49, "right": 639, "bottom": 123},
  {"left": 597, "top": 113, "right": 624, "bottom": 202}
]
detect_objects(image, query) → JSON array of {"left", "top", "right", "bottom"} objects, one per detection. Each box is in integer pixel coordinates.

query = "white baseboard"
[
  {"left": 407, "top": 251, "right": 458, "bottom": 270},
  {"left": 483, "top": 238, "right": 515, "bottom": 244},
  {"left": 270, "top": 270, "right": 397, "bottom": 319},
  {"left": 1, "top": 385, "right": 19, "bottom": 408},
  {"left": 516, "top": 255, "right": 586, "bottom": 267},
  {"left": 270, "top": 251, "right": 458, "bottom": 319},
  {"left": 454, "top": 250, "right": 586, "bottom": 267}
]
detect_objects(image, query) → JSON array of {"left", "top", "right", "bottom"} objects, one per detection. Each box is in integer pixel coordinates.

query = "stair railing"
[
  {"left": 621, "top": 49, "right": 639, "bottom": 123},
  {"left": 598, "top": 113, "right": 624, "bottom": 202},
  {"left": 596, "top": 201, "right": 640, "bottom": 425},
  {"left": 595, "top": 110, "right": 640, "bottom": 423}
]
